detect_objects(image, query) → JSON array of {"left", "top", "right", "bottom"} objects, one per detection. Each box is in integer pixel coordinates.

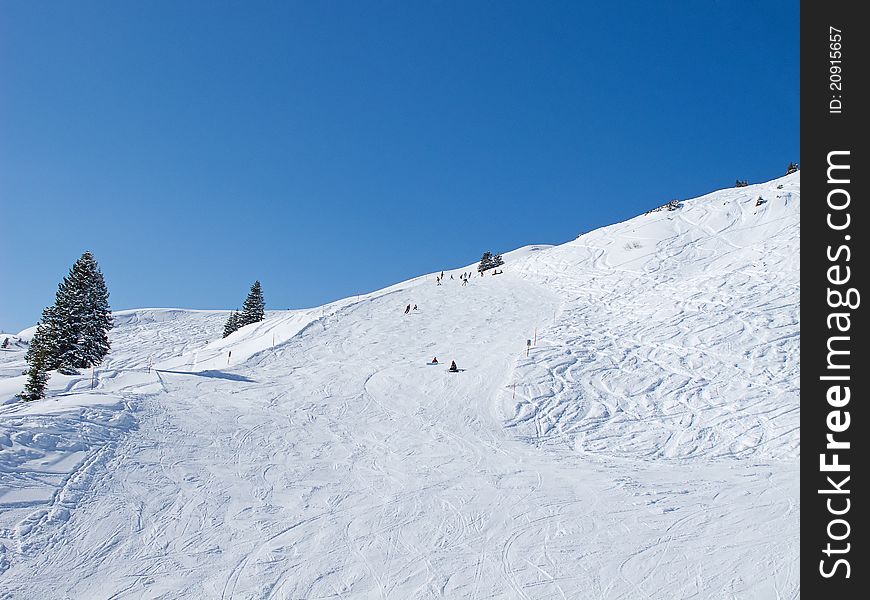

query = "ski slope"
[{"left": 0, "top": 173, "right": 799, "bottom": 599}]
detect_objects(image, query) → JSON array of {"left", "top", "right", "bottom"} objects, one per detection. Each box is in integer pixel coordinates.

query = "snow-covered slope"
[
  {"left": 0, "top": 173, "right": 799, "bottom": 599},
  {"left": 508, "top": 177, "right": 799, "bottom": 462}
]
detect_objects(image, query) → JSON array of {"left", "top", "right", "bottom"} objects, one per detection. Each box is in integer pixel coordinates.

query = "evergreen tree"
[
  {"left": 735, "top": 179, "right": 749, "bottom": 187},
  {"left": 69, "top": 252, "right": 112, "bottom": 369},
  {"left": 25, "top": 252, "right": 112, "bottom": 376},
  {"left": 52, "top": 252, "right": 112, "bottom": 371},
  {"left": 786, "top": 162, "right": 799, "bottom": 175},
  {"left": 47, "top": 277, "right": 77, "bottom": 371},
  {"left": 223, "top": 311, "right": 241, "bottom": 338},
  {"left": 239, "top": 281, "right": 265, "bottom": 327},
  {"left": 26, "top": 306, "right": 64, "bottom": 371},
  {"left": 20, "top": 345, "right": 50, "bottom": 401},
  {"left": 478, "top": 251, "right": 504, "bottom": 272},
  {"left": 478, "top": 252, "right": 494, "bottom": 273}
]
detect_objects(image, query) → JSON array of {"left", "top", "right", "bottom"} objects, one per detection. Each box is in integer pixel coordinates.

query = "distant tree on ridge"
[
  {"left": 238, "top": 281, "right": 266, "bottom": 327},
  {"left": 478, "top": 252, "right": 504, "bottom": 272}
]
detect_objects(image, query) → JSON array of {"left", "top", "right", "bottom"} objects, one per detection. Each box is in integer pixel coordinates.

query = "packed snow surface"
[{"left": 0, "top": 174, "right": 799, "bottom": 598}]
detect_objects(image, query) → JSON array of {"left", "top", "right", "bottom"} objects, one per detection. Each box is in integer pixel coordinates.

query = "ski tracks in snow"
[{"left": 0, "top": 174, "right": 800, "bottom": 598}]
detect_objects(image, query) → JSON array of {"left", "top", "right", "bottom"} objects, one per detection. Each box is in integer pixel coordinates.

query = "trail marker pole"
[
  {"left": 526, "top": 339, "right": 531, "bottom": 357},
  {"left": 534, "top": 328, "right": 537, "bottom": 347},
  {"left": 228, "top": 351, "right": 232, "bottom": 365},
  {"left": 91, "top": 367, "right": 95, "bottom": 389},
  {"left": 512, "top": 383, "right": 516, "bottom": 400}
]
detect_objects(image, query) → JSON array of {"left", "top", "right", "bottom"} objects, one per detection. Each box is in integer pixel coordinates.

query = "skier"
[
  {"left": 462, "top": 278, "right": 468, "bottom": 286},
  {"left": 431, "top": 357, "right": 439, "bottom": 364},
  {"left": 405, "top": 304, "right": 410, "bottom": 314},
  {"left": 413, "top": 304, "right": 418, "bottom": 310},
  {"left": 448, "top": 360, "right": 459, "bottom": 373}
]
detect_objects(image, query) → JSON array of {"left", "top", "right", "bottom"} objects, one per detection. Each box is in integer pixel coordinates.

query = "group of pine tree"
[
  {"left": 477, "top": 251, "right": 504, "bottom": 273},
  {"left": 22, "top": 252, "right": 113, "bottom": 401},
  {"left": 223, "top": 281, "right": 266, "bottom": 338},
  {"left": 736, "top": 162, "right": 799, "bottom": 188}
]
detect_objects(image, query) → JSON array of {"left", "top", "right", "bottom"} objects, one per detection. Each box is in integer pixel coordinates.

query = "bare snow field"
[{"left": 0, "top": 173, "right": 799, "bottom": 599}]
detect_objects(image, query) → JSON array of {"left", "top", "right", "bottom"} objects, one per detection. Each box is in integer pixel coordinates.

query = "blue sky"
[{"left": 0, "top": 1, "right": 798, "bottom": 332}]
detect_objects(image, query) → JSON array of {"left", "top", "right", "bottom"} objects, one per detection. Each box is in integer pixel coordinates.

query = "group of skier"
[
  {"left": 430, "top": 357, "right": 459, "bottom": 372},
  {"left": 437, "top": 271, "right": 479, "bottom": 286},
  {"left": 401, "top": 303, "right": 461, "bottom": 372},
  {"left": 403, "top": 270, "right": 472, "bottom": 372}
]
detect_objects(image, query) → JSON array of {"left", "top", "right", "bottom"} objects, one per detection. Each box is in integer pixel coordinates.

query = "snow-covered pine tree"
[
  {"left": 47, "top": 275, "right": 78, "bottom": 372},
  {"left": 55, "top": 252, "right": 112, "bottom": 371},
  {"left": 25, "top": 315, "right": 50, "bottom": 369},
  {"left": 25, "top": 252, "right": 112, "bottom": 376},
  {"left": 239, "top": 281, "right": 265, "bottom": 327},
  {"left": 73, "top": 252, "right": 112, "bottom": 368},
  {"left": 223, "top": 311, "right": 241, "bottom": 338},
  {"left": 735, "top": 179, "right": 749, "bottom": 187},
  {"left": 478, "top": 252, "right": 494, "bottom": 273},
  {"left": 786, "top": 162, "right": 799, "bottom": 175},
  {"left": 478, "top": 251, "right": 504, "bottom": 272},
  {"left": 20, "top": 345, "right": 50, "bottom": 401},
  {"left": 26, "top": 305, "right": 65, "bottom": 371}
]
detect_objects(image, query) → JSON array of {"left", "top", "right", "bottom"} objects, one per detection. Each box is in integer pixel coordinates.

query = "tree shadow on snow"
[{"left": 156, "top": 369, "right": 256, "bottom": 383}]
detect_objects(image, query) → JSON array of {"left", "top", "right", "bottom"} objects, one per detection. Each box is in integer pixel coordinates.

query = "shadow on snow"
[{"left": 156, "top": 369, "right": 256, "bottom": 383}]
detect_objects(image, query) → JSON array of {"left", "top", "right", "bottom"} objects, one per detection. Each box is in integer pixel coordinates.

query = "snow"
[{"left": 0, "top": 173, "right": 799, "bottom": 598}]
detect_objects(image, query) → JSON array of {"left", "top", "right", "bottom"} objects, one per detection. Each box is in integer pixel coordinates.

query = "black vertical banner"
[{"left": 802, "top": 0, "right": 867, "bottom": 596}]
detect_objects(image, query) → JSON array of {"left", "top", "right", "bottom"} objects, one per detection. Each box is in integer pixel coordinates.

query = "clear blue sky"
[{"left": 1, "top": 1, "right": 798, "bottom": 333}]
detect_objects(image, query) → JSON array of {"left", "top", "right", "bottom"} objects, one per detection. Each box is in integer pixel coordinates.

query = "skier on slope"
[
  {"left": 431, "top": 357, "right": 439, "bottom": 364},
  {"left": 405, "top": 304, "right": 411, "bottom": 314},
  {"left": 448, "top": 360, "right": 459, "bottom": 373}
]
